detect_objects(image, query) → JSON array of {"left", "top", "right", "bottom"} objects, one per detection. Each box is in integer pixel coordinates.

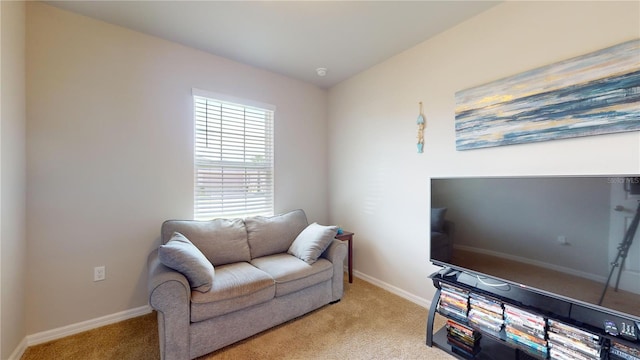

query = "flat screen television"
[{"left": 430, "top": 175, "right": 640, "bottom": 323}]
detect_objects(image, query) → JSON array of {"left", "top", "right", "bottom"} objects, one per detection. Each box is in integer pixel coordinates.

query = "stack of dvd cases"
[
  {"left": 468, "top": 292, "right": 504, "bottom": 334},
  {"left": 437, "top": 283, "right": 469, "bottom": 321},
  {"left": 610, "top": 340, "right": 640, "bottom": 360},
  {"left": 446, "top": 319, "right": 482, "bottom": 357},
  {"left": 547, "top": 319, "right": 603, "bottom": 360},
  {"left": 503, "top": 304, "right": 548, "bottom": 357}
]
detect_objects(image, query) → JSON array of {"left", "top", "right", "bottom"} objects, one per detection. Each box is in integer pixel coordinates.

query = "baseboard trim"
[
  {"left": 353, "top": 270, "right": 432, "bottom": 309},
  {"left": 25, "top": 305, "right": 152, "bottom": 348},
  {"left": 8, "top": 337, "right": 28, "bottom": 360}
]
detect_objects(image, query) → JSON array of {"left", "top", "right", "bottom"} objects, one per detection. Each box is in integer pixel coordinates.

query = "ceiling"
[{"left": 46, "top": 1, "right": 500, "bottom": 89}]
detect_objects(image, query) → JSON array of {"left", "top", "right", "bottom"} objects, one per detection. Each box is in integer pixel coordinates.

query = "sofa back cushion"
[
  {"left": 161, "top": 218, "right": 250, "bottom": 266},
  {"left": 245, "top": 209, "right": 309, "bottom": 259}
]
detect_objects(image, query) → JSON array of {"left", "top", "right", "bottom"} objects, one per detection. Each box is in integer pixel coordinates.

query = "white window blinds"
[{"left": 193, "top": 91, "right": 274, "bottom": 220}]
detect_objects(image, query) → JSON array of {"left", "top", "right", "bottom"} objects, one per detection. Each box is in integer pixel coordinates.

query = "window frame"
[{"left": 192, "top": 88, "right": 275, "bottom": 220}]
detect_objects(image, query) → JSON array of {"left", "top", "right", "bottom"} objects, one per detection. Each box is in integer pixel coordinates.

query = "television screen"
[{"left": 430, "top": 175, "right": 640, "bottom": 321}]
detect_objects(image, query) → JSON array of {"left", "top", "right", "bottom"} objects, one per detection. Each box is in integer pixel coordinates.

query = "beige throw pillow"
[
  {"left": 159, "top": 232, "right": 215, "bottom": 293},
  {"left": 288, "top": 223, "right": 338, "bottom": 264}
]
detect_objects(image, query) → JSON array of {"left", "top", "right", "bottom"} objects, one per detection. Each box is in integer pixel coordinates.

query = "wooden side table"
[{"left": 335, "top": 231, "right": 354, "bottom": 283}]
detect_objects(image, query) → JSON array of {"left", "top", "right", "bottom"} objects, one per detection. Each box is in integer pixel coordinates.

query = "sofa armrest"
[
  {"left": 148, "top": 249, "right": 191, "bottom": 360},
  {"left": 321, "top": 239, "right": 347, "bottom": 262},
  {"left": 148, "top": 249, "right": 191, "bottom": 299},
  {"left": 321, "top": 239, "right": 347, "bottom": 301}
]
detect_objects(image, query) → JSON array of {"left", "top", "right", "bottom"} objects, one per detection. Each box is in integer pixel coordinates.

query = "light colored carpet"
[{"left": 22, "top": 278, "right": 454, "bottom": 360}]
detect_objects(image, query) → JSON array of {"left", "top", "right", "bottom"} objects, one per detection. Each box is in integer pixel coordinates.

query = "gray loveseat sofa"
[{"left": 147, "top": 209, "right": 347, "bottom": 360}]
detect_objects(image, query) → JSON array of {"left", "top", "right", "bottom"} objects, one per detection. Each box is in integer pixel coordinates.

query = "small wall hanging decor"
[
  {"left": 417, "top": 102, "right": 425, "bottom": 153},
  {"left": 455, "top": 39, "right": 640, "bottom": 150}
]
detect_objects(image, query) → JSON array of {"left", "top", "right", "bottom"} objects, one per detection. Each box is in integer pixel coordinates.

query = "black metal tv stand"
[{"left": 426, "top": 267, "right": 640, "bottom": 359}]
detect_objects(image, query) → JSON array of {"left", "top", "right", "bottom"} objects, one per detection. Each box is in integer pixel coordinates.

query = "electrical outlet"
[
  {"left": 557, "top": 236, "right": 569, "bottom": 245},
  {"left": 94, "top": 266, "right": 106, "bottom": 282}
]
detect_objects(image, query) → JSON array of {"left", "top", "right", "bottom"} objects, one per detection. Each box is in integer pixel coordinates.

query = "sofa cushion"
[
  {"left": 251, "top": 253, "right": 333, "bottom": 297},
  {"left": 161, "top": 218, "right": 250, "bottom": 266},
  {"left": 159, "top": 232, "right": 215, "bottom": 293},
  {"left": 288, "top": 223, "right": 338, "bottom": 264},
  {"left": 245, "top": 209, "right": 309, "bottom": 259},
  {"left": 190, "top": 262, "right": 275, "bottom": 322}
]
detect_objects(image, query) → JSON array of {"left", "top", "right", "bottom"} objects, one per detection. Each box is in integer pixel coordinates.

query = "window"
[{"left": 193, "top": 89, "right": 274, "bottom": 220}]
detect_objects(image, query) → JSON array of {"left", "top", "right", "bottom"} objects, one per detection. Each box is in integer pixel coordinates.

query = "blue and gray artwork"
[{"left": 455, "top": 39, "right": 640, "bottom": 150}]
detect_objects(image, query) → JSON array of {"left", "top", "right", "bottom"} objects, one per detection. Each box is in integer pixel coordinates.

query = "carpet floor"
[{"left": 22, "top": 278, "right": 453, "bottom": 360}]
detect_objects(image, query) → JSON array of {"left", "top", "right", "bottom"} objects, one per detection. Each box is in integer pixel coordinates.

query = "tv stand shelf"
[
  {"left": 426, "top": 268, "right": 640, "bottom": 360},
  {"left": 431, "top": 325, "right": 522, "bottom": 360}
]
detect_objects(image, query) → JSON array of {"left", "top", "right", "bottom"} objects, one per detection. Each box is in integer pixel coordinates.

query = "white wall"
[
  {"left": 1, "top": 1, "right": 27, "bottom": 358},
  {"left": 26, "top": 2, "right": 328, "bottom": 334},
  {"left": 328, "top": 1, "right": 640, "bottom": 305}
]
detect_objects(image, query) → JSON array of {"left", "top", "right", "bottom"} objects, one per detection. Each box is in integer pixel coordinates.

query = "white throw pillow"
[
  {"left": 159, "top": 232, "right": 215, "bottom": 293},
  {"left": 288, "top": 223, "right": 338, "bottom": 264}
]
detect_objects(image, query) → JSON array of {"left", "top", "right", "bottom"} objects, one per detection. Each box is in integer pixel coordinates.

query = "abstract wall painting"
[{"left": 455, "top": 39, "right": 640, "bottom": 151}]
